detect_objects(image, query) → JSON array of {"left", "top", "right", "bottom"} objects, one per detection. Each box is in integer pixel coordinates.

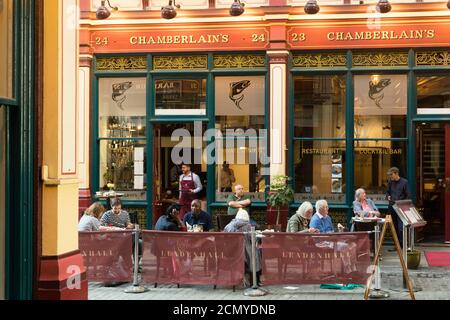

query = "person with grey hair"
[
  {"left": 224, "top": 208, "right": 262, "bottom": 287},
  {"left": 309, "top": 200, "right": 334, "bottom": 233},
  {"left": 287, "top": 201, "right": 319, "bottom": 233},
  {"left": 353, "top": 188, "right": 380, "bottom": 218},
  {"left": 224, "top": 208, "right": 252, "bottom": 233}
]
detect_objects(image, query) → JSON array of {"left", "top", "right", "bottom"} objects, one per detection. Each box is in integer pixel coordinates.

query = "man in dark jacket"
[{"left": 386, "top": 167, "right": 411, "bottom": 247}]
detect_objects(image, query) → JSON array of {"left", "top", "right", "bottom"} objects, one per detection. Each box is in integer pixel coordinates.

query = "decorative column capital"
[
  {"left": 267, "top": 50, "right": 289, "bottom": 64},
  {"left": 79, "top": 54, "right": 93, "bottom": 68}
]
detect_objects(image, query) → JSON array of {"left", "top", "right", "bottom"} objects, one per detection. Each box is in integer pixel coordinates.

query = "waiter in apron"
[{"left": 179, "top": 163, "right": 203, "bottom": 220}]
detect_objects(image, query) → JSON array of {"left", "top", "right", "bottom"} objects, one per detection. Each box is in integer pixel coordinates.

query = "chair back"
[{"left": 216, "top": 214, "right": 235, "bottom": 231}]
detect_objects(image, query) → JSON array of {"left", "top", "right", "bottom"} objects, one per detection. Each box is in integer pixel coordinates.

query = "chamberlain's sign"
[
  {"left": 89, "top": 22, "right": 450, "bottom": 52},
  {"left": 90, "top": 27, "right": 270, "bottom": 52},
  {"left": 288, "top": 22, "right": 450, "bottom": 49}
]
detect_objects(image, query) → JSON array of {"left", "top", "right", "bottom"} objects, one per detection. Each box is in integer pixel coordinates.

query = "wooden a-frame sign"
[{"left": 364, "top": 215, "right": 416, "bottom": 300}]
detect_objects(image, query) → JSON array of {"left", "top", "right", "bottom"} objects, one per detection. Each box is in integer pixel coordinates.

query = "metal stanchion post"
[
  {"left": 244, "top": 227, "right": 268, "bottom": 297},
  {"left": 369, "top": 224, "right": 389, "bottom": 299},
  {"left": 125, "top": 225, "right": 148, "bottom": 294}
]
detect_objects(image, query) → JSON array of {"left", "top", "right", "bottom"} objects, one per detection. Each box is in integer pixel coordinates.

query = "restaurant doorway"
[
  {"left": 152, "top": 122, "right": 207, "bottom": 227},
  {"left": 416, "top": 122, "right": 450, "bottom": 243}
]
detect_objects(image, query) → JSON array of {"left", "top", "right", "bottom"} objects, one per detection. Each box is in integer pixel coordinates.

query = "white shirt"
[{"left": 179, "top": 172, "right": 203, "bottom": 194}]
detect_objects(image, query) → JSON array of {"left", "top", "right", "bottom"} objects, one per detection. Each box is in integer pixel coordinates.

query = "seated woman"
[
  {"left": 286, "top": 201, "right": 319, "bottom": 233},
  {"left": 78, "top": 202, "right": 122, "bottom": 231},
  {"left": 353, "top": 188, "right": 380, "bottom": 218},
  {"left": 224, "top": 209, "right": 261, "bottom": 286},
  {"left": 224, "top": 208, "right": 253, "bottom": 233}
]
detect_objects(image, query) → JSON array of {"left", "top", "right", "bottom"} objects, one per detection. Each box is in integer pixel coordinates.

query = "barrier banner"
[
  {"left": 141, "top": 231, "right": 245, "bottom": 286},
  {"left": 260, "top": 232, "right": 371, "bottom": 285},
  {"left": 79, "top": 231, "right": 133, "bottom": 282}
]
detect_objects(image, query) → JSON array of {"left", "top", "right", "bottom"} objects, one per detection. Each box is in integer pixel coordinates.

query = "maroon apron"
[{"left": 179, "top": 174, "right": 197, "bottom": 220}]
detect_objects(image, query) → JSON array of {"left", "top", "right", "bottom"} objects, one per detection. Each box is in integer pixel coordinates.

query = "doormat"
[{"left": 425, "top": 252, "right": 450, "bottom": 267}]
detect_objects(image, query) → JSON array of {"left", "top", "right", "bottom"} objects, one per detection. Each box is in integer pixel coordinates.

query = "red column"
[{"left": 36, "top": 250, "right": 88, "bottom": 300}]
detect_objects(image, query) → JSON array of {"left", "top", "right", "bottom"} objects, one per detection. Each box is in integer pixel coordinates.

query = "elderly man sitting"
[{"left": 310, "top": 200, "right": 335, "bottom": 233}]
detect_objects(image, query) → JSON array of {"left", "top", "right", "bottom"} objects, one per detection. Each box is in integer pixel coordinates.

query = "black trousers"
[{"left": 388, "top": 205, "right": 403, "bottom": 247}]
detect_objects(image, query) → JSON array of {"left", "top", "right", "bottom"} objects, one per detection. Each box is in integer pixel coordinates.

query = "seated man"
[
  {"left": 155, "top": 204, "right": 185, "bottom": 231},
  {"left": 227, "top": 184, "right": 252, "bottom": 216},
  {"left": 310, "top": 199, "right": 334, "bottom": 233},
  {"left": 183, "top": 200, "right": 213, "bottom": 232}
]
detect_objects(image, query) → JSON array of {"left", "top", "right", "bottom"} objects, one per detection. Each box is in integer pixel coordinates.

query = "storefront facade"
[{"left": 79, "top": 0, "right": 450, "bottom": 243}]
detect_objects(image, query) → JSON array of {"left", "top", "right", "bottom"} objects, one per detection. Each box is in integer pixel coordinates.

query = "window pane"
[
  {"left": 0, "top": 0, "right": 13, "bottom": 99},
  {"left": 354, "top": 74, "right": 407, "bottom": 138},
  {"left": 99, "top": 140, "right": 147, "bottom": 201},
  {"left": 155, "top": 79, "right": 206, "bottom": 115},
  {"left": 215, "top": 139, "right": 267, "bottom": 202},
  {"left": 294, "top": 75, "right": 346, "bottom": 138},
  {"left": 215, "top": 75, "right": 267, "bottom": 201},
  {"left": 417, "top": 76, "right": 450, "bottom": 109},
  {"left": 294, "top": 140, "right": 346, "bottom": 204},
  {"left": 99, "top": 77, "right": 146, "bottom": 138},
  {"left": 354, "top": 140, "right": 406, "bottom": 204}
]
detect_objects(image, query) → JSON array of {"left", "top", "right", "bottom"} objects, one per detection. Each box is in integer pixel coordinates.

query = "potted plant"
[
  {"left": 267, "top": 175, "right": 295, "bottom": 229},
  {"left": 407, "top": 249, "right": 421, "bottom": 270}
]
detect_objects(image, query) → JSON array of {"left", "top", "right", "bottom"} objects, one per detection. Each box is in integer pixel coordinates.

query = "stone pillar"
[
  {"left": 268, "top": 50, "right": 289, "bottom": 177},
  {"left": 78, "top": 55, "right": 93, "bottom": 218},
  {"left": 36, "top": 0, "right": 87, "bottom": 300}
]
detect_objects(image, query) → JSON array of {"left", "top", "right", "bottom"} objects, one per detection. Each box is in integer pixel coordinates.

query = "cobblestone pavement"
[{"left": 88, "top": 245, "right": 450, "bottom": 300}]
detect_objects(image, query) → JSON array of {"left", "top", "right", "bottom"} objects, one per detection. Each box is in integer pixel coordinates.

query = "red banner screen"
[
  {"left": 141, "top": 231, "right": 245, "bottom": 286},
  {"left": 260, "top": 232, "right": 371, "bottom": 285},
  {"left": 79, "top": 231, "right": 133, "bottom": 282}
]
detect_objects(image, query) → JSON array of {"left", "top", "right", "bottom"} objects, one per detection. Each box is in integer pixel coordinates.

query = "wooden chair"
[{"left": 216, "top": 214, "right": 235, "bottom": 231}]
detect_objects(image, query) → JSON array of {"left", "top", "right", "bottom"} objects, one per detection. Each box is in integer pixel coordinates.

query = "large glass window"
[
  {"left": 294, "top": 140, "right": 346, "bottom": 203},
  {"left": 99, "top": 140, "right": 147, "bottom": 200},
  {"left": 354, "top": 74, "right": 407, "bottom": 138},
  {"left": 294, "top": 75, "right": 346, "bottom": 138},
  {"left": 354, "top": 141, "right": 407, "bottom": 204},
  {"left": 353, "top": 74, "right": 407, "bottom": 203},
  {"left": 98, "top": 77, "right": 147, "bottom": 200},
  {"left": 417, "top": 76, "right": 450, "bottom": 112},
  {"left": 293, "top": 75, "right": 346, "bottom": 204},
  {"left": 99, "top": 77, "right": 146, "bottom": 138},
  {"left": 215, "top": 76, "right": 266, "bottom": 201},
  {"left": 155, "top": 78, "right": 206, "bottom": 116},
  {"left": 0, "top": 0, "right": 13, "bottom": 99}
]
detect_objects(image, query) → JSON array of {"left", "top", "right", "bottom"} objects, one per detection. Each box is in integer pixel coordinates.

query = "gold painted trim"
[
  {"left": 153, "top": 55, "right": 208, "bottom": 70},
  {"left": 292, "top": 53, "right": 347, "bottom": 68},
  {"left": 353, "top": 52, "right": 408, "bottom": 67},
  {"left": 96, "top": 56, "right": 147, "bottom": 71},
  {"left": 416, "top": 51, "right": 450, "bottom": 66},
  {"left": 213, "top": 54, "right": 266, "bottom": 69}
]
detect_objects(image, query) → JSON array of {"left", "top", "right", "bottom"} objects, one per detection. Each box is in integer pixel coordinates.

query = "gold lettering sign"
[
  {"left": 301, "top": 148, "right": 402, "bottom": 155},
  {"left": 327, "top": 29, "right": 435, "bottom": 41},
  {"left": 130, "top": 34, "right": 230, "bottom": 46}
]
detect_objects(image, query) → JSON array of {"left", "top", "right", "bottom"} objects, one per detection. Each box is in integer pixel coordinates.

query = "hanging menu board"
[{"left": 392, "top": 200, "right": 427, "bottom": 227}]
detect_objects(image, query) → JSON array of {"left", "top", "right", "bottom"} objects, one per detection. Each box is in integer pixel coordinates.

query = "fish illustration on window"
[
  {"left": 229, "top": 80, "right": 251, "bottom": 110},
  {"left": 368, "top": 78, "right": 391, "bottom": 109},
  {"left": 112, "top": 81, "right": 133, "bottom": 110}
]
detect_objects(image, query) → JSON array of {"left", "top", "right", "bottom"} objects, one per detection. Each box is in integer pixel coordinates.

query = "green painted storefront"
[{"left": 90, "top": 50, "right": 450, "bottom": 233}]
